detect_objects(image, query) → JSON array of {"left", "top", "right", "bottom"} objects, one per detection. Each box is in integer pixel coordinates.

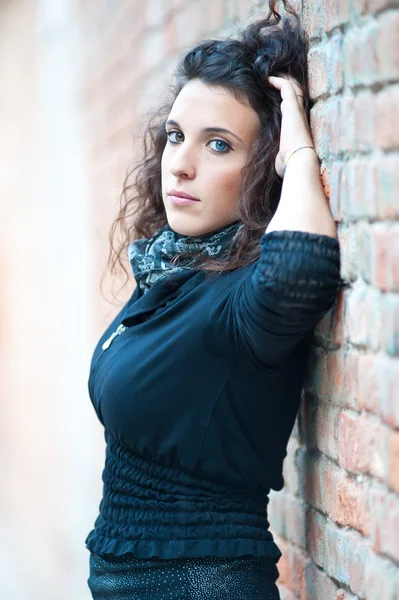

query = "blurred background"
[
  {"left": 0, "top": 1, "right": 257, "bottom": 597},
  {"left": 1, "top": 0, "right": 399, "bottom": 599}
]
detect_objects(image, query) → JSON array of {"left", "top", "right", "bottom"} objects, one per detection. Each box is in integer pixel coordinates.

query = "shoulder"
[{"left": 204, "top": 261, "right": 256, "bottom": 296}]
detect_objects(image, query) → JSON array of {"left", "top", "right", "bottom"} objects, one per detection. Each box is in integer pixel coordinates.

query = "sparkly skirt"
[{"left": 87, "top": 552, "right": 281, "bottom": 599}]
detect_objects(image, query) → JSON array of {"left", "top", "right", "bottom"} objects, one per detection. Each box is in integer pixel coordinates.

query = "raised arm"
[
  {"left": 209, "top": 75, "right": 346, "bottom": 369},
  {"left": 224, "top": 228, "right": 345, "bottom": 368},
  {"left": 265, "top": 74, "right": 337, "bottom": 239}
]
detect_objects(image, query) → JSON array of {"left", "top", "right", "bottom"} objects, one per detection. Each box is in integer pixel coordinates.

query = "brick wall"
[
  {"left": 267, "top": 1, "right": 399, "bottom": 599},
  {"left": 76, "top": 1, "right": 399, "bottom": 599}
]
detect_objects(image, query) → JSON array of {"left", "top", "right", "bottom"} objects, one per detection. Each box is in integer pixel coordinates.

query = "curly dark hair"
[{"left": 103, "top": 0, "right": 311, "bottom": 299}]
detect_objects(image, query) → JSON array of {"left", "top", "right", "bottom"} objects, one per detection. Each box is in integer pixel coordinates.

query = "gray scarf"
[{"left": 128, "top": 220, "right": 244, "bottom": 294}]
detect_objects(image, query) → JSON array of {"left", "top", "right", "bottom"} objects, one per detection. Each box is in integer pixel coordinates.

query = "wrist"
[{"left": 284, "top": 146, "right": 319, "bottom": 173}]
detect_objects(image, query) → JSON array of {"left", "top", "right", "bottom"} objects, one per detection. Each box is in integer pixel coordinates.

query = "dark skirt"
[{"left": 87, "top": 552, "right": 281, "bottom": 600}]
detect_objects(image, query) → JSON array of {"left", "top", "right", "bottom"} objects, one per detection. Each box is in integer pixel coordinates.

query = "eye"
[
  {"left": 166, "top": 130, "right": 184, "bottom": 143},
  {"left": 207, "top": 139, "right": 232, "bottom": 153},
  {"left": 165, "top": 130, "right": 232, "bottom": 154}
]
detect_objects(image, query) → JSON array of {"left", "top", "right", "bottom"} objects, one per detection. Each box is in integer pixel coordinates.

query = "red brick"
[
  {"left": 370, "top": 484, "right": 399, "bottom": 561},
  {"left": 308, "top": 47, "right": 329, "bottom": 99},
  {"left": 339, "top": 96, "right": 356, "bottom": 152},
  {"left": 390, "top": 431, "right": 399, "bottom": 493},
  {"left": 343, "top": 23, "right": 379, "bottom": 87},
  {"left": 376, "top": 10, "right": 399, "bottom": 81},
  {"left": 345, "top": 281, "right": 382, "bottom": 351},
  {"left": 291, "top": 548, "right": 310, "bottom": 600},
  {"left": 364, "top": 550, "right": 399, "bottom": 600},
  {"left": 275, "top": 540, "right": 309, "bottom": 600},
  {"left": 300, "top": 452, "right": 370, "bottom": 535},
  {"left": 375, "top": 84, "right": 399, "bottom": 150},
  {"left": 268, "top": 489, "right": 287, "bottom": 539},
  {"left": 306, "top": 562, "right": 339, "bottom": 600},
  {"left": 325, "top": 463, "right": 371, "bottom": 536},
  {"left": 310, "top": 99, "right": 340, "bottom": 159},
  {"left": 278, "top": 586, "right": 299, "bottom": 600},
  {"left": 326, "top": 30, "right": 344, "bottom": 93},
  {"left": 315, "top": 402, "right": 340, "bottom": 460},
  {"left": 337, "top": 410, "right": 391, "bottom": 481},
  {"left": 357, "top": 354, "right": 378, "bottom": 413},
  {"left": 302, "top": 2, "right": 326, "bottom": 40},
  {"left": 376, "top": 356, "right": 399, "bottom": 428},
  {"left": 358, "top": 223, "right": 399, "bottom": 292},
  {"left": 282, "top": 436, "right": 301, "bottom": 496},
  {"left": 307, "top": 508, "right": 325, "bottom": 565},
  {"left": 354, "top": 91, "right": 376, "bottom": 151},
  {"left": 314, "top": 278, "right": 346, "bottom": 347},
  {"left": 307, "top": 509, "right": 367, "bottom": 596},
  {"left": 305, "top": 347, "right": 358, "bottom": 409},
  {"left": 335, "top": 589, "right": 359, "bottom": 600},
  {"left": 284, "top": 493, "right": 307, "bottom": 550},
  {"left": 341, "top": 160, "right": 377, "bottom": 221},
  {"left": 376, "top": 229, "right": 399, "bottom": 290},
  {"left": 320, "top": 348, "right": 341, "bottom": 391},
  {"left": 297, "top": 450, "right": 324, "bottom": 510},
  {"left": 367, "top": 0, "right": 399, "bottom": 13},
  {"left": 337, "top": 227, "right": 357, "bottom": 283},
  {"left": 325, "top": 0, "right": 351, "bottom": 32},
  {"left": 275, "top": 536, "right": 291, "bottom": 587},
  {"left": 323, "top": 161, "right": 343, "bottom": 223},
  {"left": 374, "top": 155, "right": 399, "bottom": 219},
  {"left": 381, "top": 293, "right": 399, "bottom": 356}
]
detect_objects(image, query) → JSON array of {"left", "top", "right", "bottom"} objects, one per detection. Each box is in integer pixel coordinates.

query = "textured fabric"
[
  {"left": 85, "top": 431, "right": 282, "bottom": 560},
  {"left": 86, "top": 229, "right": 345, "bottom": 560},
  {"left": 87, "top": 552, "right": 281, "bottom": 599},
  {"left": 128, "top": 220, "right": 243, "bottom": 294}
]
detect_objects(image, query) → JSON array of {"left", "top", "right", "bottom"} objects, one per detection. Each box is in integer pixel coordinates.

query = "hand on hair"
[{"left": 268, "top": 74, "right": 315, "bottom": 179}]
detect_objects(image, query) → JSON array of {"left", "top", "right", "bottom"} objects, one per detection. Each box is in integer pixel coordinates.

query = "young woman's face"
[{"left": 161, "top": 79, "right": 261, "bottom": 237}]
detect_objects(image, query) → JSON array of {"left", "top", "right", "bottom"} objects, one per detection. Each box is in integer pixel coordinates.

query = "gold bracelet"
[{"left": 283, "top": 146, "right": 316, "bottom": 175}]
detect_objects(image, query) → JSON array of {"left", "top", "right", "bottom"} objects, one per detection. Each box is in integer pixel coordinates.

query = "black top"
[{"left": 85, "top": 229, "right": 343, "bottom": 560}]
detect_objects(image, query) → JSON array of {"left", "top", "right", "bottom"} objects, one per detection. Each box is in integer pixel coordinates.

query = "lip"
[
  {"left": 169, "top": 195, "right": 200, "bottom": 206},
  {"left": 168, "top": 189, "right": 200, "bottom": 202}
]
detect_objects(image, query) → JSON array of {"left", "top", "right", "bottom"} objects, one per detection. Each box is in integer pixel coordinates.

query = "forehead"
[{"left": 169, "top": 79, "right": 261, "bottom": 143}]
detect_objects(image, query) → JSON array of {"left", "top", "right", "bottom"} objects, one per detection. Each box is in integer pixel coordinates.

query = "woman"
[{"left": 85, "top": 2, "right": 346, "bottom": 598}]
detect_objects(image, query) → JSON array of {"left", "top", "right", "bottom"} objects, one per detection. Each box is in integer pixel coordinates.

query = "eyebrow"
[{"left": 165, "top": 120, "right": 244, "bottom": 144}]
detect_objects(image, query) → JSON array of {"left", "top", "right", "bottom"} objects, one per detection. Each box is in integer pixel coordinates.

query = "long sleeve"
[{"left": 209, "top": 230, "right": 347, "bottom": 369}]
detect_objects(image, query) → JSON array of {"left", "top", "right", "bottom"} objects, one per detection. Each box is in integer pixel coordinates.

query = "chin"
[{"left": 165, "top": 214, "right": 209, "bottom": 237}]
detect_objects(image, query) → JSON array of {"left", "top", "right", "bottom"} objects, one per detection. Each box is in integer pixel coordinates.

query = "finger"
[
  {"left": 270, "top": 73, "right": 304, "bottom": 95},
  {"left": 268, "top": 75, "right": 305, "bottom": 110},
  {"left": 268, "top": 75, "right": 303, "bottom": 108}
]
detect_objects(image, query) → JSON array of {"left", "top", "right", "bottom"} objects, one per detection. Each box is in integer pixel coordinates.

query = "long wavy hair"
[{"left": 103, "top": 0, "right": 311, "bottom": 299}]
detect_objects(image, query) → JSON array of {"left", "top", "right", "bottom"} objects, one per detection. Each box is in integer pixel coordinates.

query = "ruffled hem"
[{"left": 85, "top": 530, "right": 282, "bottom": 562}]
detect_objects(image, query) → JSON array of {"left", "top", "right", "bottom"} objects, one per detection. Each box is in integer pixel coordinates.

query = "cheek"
[
  {"left": 208, "top": 164, "right": 242, "bottom": 199},
  {"left": 161, "top": 150, "right": 168, "bottom": 178},
  {"left": 161, "top": 151, "right": 170, "bottom": 192}
]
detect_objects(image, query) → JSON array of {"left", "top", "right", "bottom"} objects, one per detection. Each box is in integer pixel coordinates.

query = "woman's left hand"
[{"left": 268, "top": 74, "right": 315, "bottom": 179}]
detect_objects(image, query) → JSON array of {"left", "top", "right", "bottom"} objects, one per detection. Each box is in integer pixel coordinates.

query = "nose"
[{"left": 168, "top": 144, "right": 196, "bottom": 179}]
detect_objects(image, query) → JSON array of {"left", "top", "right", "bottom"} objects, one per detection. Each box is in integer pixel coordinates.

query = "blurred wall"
[
  {"left": 0, "top": 0, "right": 259, "bottom": 598},
  {"left": 0, "top": 0, "right": 101, "bottom": 598}
]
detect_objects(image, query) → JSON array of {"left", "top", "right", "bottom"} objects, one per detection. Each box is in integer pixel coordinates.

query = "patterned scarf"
[{"left": 128, "top": 220, "right": 244, "bottom": 294}]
